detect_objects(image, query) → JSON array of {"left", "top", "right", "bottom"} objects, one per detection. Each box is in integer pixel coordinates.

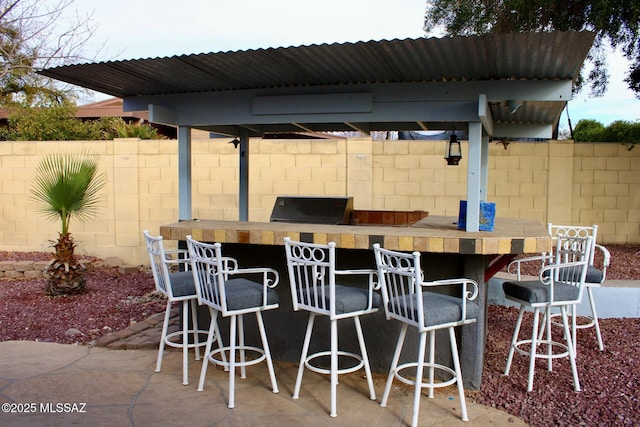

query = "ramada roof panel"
[{"left": 39, "top": 31, "right": 595, "bottom": 98}]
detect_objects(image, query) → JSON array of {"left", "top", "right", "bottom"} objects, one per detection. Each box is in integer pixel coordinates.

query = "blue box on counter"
[{"left": 457, "top": 200, "right": 496, "bottom": 231}]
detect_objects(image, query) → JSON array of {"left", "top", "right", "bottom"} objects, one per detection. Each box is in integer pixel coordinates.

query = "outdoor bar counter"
[{"left": 160, "top": 216, "right": 551, "bottom": 390}]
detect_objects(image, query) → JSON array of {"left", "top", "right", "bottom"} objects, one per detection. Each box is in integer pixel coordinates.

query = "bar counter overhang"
[
  {"left": 161, "top": 215, "right": 550, "bottom": 256},
  {"left": 161, "top": 216, "right": 551, "bottom": 390}
]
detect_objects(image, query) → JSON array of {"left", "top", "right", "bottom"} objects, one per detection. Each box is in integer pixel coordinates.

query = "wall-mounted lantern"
[{"left": 445, "top": 132, "right": 462, "bottom": 166}]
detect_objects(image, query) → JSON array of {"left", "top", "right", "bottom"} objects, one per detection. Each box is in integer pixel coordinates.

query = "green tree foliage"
[
  {"left": 1, "top": 102, "right": 101, "bottom": 140},
  {"left": 0, "top": 0, "right": 95, "bottom": 107},
  {"left": 0, "top": 103, "right": 166, "bottom": 140},
  {"left": 573, "top": 119, "right": 606, "bottom": 141},
  {"left": 109, "top": 117, "right": 163, "bottom": 139},
  {"left": 573, "top": 119, "right": 640, "bottom": 147},
  {"left": 424, "top": 1, "right": 640, "bottom": 98}
]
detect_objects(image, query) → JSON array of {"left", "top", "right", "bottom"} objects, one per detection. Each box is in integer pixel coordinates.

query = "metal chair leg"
[
  {"left": 411, "top": 330, "right": 428, "bottom": 427},
  {"left": 256, "top": 311, "right": 279, "bottom": 394},
  {"left": 504, "top": 305, "right": 526, "bottom": 376},
  {"left": 381, "top": 323, "right": 408, "bottom": 407},
  {"left": 354, "top": 316, "right": 376, "bottom": 400},
  {"left": 449, "top": 327, "right": 469, "bottom": 421},
  {"left": 330, "top": 318, "right": 338, "bottom": 417},
  {"left": 197, "top": 308, "right": 219, "bottom": 392},
  {"left": 561, "top": 305, "right": 581, "bottom": 391},
  {"left": 587, "top": 287, "right": 604, "bottom": 351},
  {"left": 293, "top": 313, "right": 315, "bottom": 399},
  {"left": 181, "top": 300, "right": 190, "bottom": 385},
  {"left": 155, "top": 300, "right": 172, "bottom": 373}
]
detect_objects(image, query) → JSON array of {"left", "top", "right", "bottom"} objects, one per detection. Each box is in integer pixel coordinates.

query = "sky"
[{"left": 63, "top": 0, "right": 639, "bottom": 129}]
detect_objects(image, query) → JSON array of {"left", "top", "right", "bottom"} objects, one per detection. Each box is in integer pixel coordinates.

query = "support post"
[
  {"left": 238, "top": 131, "right": 249, "bottom": 221},
  {"left": 466, "top": 122, "right": 483, "bottom": 231},
  {"left": 480, "top": 134, "right": 489, "bottom": 202},
  {"left": 177, "top": 126, "right": 192, "bottom": 220}
]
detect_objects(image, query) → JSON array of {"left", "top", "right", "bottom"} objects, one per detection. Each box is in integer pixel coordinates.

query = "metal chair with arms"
[
  {"left": 143, "top": 230, "right": 209, "bottom": 386},
  {"left": 373, "top": 244, "right": 479, "bottom": 426},
  {"left": 283, "top": 237, "right": 379, "bottom": 418},
  {"left": 186, "top": 235, "right": 280, "bottom": 409},
  {"left": 503, "top": 234, "right": 592, "bottom": 392},
  {"left": 508, "top": 223, "right": 609, "bottom": 351}
]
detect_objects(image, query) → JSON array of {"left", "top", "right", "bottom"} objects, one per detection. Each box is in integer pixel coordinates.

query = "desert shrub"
[{"left": 574, "top": 119, "right": 640, "bottom": 146}]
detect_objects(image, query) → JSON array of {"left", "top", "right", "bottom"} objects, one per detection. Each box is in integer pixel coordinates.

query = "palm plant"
[{"left": 31, "top": 152, "right": 105, "bottom": 296}]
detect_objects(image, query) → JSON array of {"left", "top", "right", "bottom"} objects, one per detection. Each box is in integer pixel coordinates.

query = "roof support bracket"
[{"left": 478, "top": 94, "right": 494, "bottom": 136}]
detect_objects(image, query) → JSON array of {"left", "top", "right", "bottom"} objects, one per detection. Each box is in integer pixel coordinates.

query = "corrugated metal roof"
[
  {"left": 38, "top": 31, "right": 595, "bottom": 137},
  {"left": 40, "top": 31, "right": 594, "bottom": 98}
]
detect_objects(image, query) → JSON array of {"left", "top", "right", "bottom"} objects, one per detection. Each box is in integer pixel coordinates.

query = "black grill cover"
[{"left": 270, "top": 196, "right": 353, "bottom": 225}]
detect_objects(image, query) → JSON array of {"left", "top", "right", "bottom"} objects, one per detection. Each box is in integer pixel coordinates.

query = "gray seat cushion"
[
  {"left": 585, "top": 265, "right": 604, "bottom": 284},
  {"left": 225, "top": 278, "right": 280, "bottom": 311},
  {"left": 169, "top": 271, "right": 197, "bottom": 297},
  {"left": 503, "top": 279, "right": 580, "bottom": 304},
  {"left": 301, "top": 284, "right": 381, "bottom": 314},
  {"left": 389, "top": 291, "right": 479, "bottom": 327}
]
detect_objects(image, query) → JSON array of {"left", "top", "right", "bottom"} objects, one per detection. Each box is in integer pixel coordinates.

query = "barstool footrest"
[
  {"left": 304, "top": 350, "right": 364, "bottom": 376},
  {"left": 549, "top": 312, "right": 596, "bottom": 329},
  {"left": 164, "top": 329, "right": 210, "bottom": 349},
  {"left": 393, "top": 362, "right": 457, "bottom": 388},
  {"left": 513, "top": 339, "right": 569, "bottom": 360},
  {"left": 207, "top": 345, "right": 266, "bottom": 369}
]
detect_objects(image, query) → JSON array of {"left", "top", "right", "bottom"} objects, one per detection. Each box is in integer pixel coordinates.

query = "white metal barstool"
[
  {"left": 186, "top": 235, "right": 280, "bottom": 409},
  {"left": 143, "top": 230, "right": 209, "bottom": 385},
  {"left": 509, "top": 223, "right": 609, "bottom": 351},
  {"left": 373, "top": 244, "right": 478, "bottom": 426},
  {"left": 503, "top": 234, "right": 592, "bottom": 392},
  {"left": 284, "top": 237, "right": 379, "bottom": 418}
]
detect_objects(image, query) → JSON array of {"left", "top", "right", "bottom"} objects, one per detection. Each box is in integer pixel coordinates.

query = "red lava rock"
[
  {"left": 471, "top": 304, "right": 640, "bottom": 427},
  {"left": 0, "top": 251, "right": 165, "bottom": 345}
]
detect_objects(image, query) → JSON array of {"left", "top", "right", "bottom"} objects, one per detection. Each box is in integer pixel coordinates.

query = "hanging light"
[
  {"left": 506, "top": 100, "right": 522, "bottom": 114},
  {"left": 445, "top": 132, "right": 462, "bottom": 166}
]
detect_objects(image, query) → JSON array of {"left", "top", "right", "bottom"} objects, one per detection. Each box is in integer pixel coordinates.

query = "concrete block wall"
[{"left": 0, "top": 137, "right": 638, "bottom": 264}]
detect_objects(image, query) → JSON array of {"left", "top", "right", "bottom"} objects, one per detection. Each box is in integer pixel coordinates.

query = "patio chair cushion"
[
  {"left": 503, "top": 279, "right": 580, "bottom": 304},
  {"left": 389, "top": 291, "right": 479, "bottom": 327},
  {"left": 224, "top": 278, "right": 280, "bottom": 311},
  {"left": 585, "top": 266, "right": 604, "bottom": 284},
  {"left": 168, "top": 271, "right": 197, "bottom": 297},
  {"left": 540, "top": 265, "right": 599, "bottom": 284},
  {"left": 301, "top": 284, "right": 381, "bottom": 314}
]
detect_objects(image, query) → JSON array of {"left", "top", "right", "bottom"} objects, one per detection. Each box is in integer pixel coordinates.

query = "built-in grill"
[{"left": 270, "top": 196, "right": 353, "bottom": 225}]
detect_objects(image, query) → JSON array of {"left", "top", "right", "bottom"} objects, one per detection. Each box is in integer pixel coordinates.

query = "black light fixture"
[
  {"left": 506, "top": 100, "right": 522, "bottom": 114},
  {"left": 445, "top": 131, "right": 462, "bottom": 166},
  {"left": 229, "top": 137, "right": 240, "bottom": 148}
]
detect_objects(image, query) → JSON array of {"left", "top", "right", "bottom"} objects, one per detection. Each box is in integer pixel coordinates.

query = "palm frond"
[{"left": 30, "top": 152, "right": 106, "bottom": 234}]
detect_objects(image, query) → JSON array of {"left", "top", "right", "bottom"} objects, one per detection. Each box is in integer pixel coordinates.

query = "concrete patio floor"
[{"left": 0, "top": 340, "right": 525, "bottom": 426}]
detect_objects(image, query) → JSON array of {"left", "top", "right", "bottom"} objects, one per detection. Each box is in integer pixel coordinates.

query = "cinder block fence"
[{"left": 0, "top": 137, "right": 638, "bottom": 264}]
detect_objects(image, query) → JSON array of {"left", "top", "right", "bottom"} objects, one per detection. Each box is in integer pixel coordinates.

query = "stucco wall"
[{"left": 0, "top": 137, "right": 638, "bottom": 264}]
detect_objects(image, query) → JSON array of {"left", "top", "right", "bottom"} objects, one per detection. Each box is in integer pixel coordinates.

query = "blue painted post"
[{"left": 178, "top": 126, "right": 192, "bottom": 220}]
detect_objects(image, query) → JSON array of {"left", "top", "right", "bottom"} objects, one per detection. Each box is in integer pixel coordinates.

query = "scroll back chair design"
[
  {"left": 373, "top": 244, "right": 479, "bottom": 426},
  {"left": 503, "top": 234, "right": 592, "bottom": 392},
  {"left": 283, "top": 237, "right": 380, "bottom": 418},
  {"left": 508, "top": 223, "right": 609, "bottom": 351},
  {"left": 143, "top": 230, "right": 208, "bottom": 386},
  {"left": 186, "top": 236, "right": 280, "bottom": 409}
]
